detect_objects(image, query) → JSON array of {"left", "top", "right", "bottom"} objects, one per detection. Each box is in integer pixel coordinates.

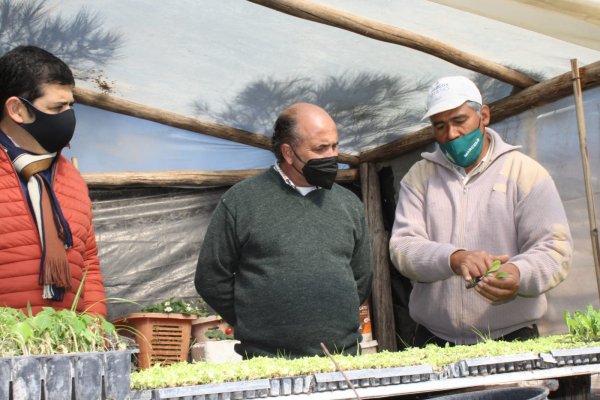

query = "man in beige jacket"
[{"left": 389, "top": 76, "right": 572, "bottom": 346}]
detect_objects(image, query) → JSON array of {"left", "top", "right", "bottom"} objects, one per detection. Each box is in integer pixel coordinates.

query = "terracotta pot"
[
  {"left": 191, "top": 315, "right": 231, "bottom": 343},
  {"left": 113, "top": 312, "right": 196, "bottom": 369}
]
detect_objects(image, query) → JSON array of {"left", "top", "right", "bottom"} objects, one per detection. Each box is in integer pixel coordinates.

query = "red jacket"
[{"left": 0, "top": 149, "right": 107, "bottom": 317}]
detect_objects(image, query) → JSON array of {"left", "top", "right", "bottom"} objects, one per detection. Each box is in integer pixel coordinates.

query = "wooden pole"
[
  {"left": 247, "top": 0, "right": 537, "bottom": 88},
  {"left": 360, "top": 60, "right": 600, "bottom": 163},
  {"left": 73, "top": 87, "right": 360, "bottom": 166},
  {"left": 81, "top": 168, "right": 358, "bottom": 188},
  {"left": 570, "top": 59, "right": 600, "bottom": 302},
  {"left": 360, "top": 162, "right": 397, "bottom": 352}
]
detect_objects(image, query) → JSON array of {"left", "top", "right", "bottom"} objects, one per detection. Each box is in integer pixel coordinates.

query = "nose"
[{"left": 447, "top": 125, "right": 462, "bottom": 142}]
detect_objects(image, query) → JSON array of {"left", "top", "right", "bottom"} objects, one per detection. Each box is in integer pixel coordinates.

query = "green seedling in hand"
[
  {"left": 496, "top": 271, "right": 509, "bottom": 279},
  {"left": 466, "top": 260, "right": 509, "bottom": 289},
  {"left": 487, "top": 260, "right": 502, "bottom": 274}
]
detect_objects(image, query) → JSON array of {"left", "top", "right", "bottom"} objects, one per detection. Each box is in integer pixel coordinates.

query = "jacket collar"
[{"left": 422, "top": 128, "right": 520, "bottom": 173}]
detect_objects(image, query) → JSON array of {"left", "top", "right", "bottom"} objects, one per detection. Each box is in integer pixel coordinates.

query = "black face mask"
[
  {"left": 292, "top": 147, "right": 338, "bottom": 189},
  {"left": 18, "top": 97, "right": 76, "bottom": 153}
]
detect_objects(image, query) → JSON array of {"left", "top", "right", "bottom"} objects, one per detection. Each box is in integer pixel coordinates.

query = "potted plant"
[
  {"left": 188, "top": 297, "right": 228, "bottom": 342},
  {"left": 0, "top": 305, "right": 132, "bottom": 399},
  {"left": 187, "top": 297, "right": 241, "bottom": 362},
  {"left": 113, "top": 297, "right": 205, "bottom": 369},
  {"left": 190, "top": 322, "right": 242, "bottom": 363},
  {"left": 191, "top": 314, "right": 229, "bottom": 344}
]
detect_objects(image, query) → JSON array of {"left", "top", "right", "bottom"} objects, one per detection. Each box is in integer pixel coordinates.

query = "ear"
[
  {"left": 281, "top": 143, "right": 295, "bottom": 165},
  {"left": 4, "top": 97, "right": 29, "bottom": 124},
  {"left": 480, "top": 105, "right": 491, "bottom": 126}
]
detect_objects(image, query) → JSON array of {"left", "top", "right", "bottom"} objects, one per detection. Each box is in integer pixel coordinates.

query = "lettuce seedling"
[{"left": 466, "top": 260, "right": 508, "bottom": 289}]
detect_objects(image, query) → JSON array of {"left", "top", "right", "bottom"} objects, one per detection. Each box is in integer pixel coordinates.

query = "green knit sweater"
[{"left": 195, "top": 167, "right": 373, "bottom": 358}]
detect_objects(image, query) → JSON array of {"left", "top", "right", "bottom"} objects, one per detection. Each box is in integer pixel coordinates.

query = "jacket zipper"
[{"left": 457, "top": 179, "right": 469, "bottom": 343}]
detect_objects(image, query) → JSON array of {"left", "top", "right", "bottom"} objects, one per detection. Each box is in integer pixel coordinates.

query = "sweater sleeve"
[
  {"left": 194, "top": 199, "right": 238, "bottom": 325},
  {"left": 352, "top": 206, "right": 373, "bottom": 304},
  {"left": 511, "top": 175, "right": 572, "bottom": 296},
  {"left": 389, "top": 165, "right": 458, "bottom": 283}
]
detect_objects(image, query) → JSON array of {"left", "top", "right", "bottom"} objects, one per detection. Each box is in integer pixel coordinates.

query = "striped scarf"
[{"left": 0, "top": 130, "right": 73, "bottom": 301}]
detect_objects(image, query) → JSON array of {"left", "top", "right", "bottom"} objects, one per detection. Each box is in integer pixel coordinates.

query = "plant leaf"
[
  {"left": 486, "top": 260, "right": 502, "bottom": 275},
  {"left": 495, "top": 271, "right": 509, "bottom": 280}
]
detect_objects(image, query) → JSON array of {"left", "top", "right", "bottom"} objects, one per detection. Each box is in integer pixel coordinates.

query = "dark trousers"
[{"left": 413, "top": 324, "right": 539, "bottom": 348}]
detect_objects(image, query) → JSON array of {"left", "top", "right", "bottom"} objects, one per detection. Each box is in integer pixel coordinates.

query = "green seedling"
[
  {"left": 0, "top": 306, "right": 125, "bottom": 356},
  {"left": 130, "top": 334, "right": 595, "bottom": 390},
  {"left": 564, "top": 304, "right": 600, "bottom": 341},
  {"left": 0, "top": 269, "right": 126, "bottom": 357},
  {"left": 465, "top": 260, "right": 509, "bottom": 289}
]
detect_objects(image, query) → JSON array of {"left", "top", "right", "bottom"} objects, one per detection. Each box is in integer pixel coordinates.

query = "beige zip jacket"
[{"left": 389, "top": 129, "right": 572, "bottom": 344}]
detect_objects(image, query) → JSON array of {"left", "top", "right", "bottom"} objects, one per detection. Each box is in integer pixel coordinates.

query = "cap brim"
[{"left": 421, "top": 97, "right": 471, "bottom": 121}]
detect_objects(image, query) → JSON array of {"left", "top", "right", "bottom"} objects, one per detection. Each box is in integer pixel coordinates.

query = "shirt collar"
[{"left": 274, "top": 163, "right": 317, "bottom": 195}]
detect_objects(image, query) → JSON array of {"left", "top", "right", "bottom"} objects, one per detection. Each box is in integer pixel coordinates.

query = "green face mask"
[{"left": 439, "top": 127, "right": 484, "bottom": 168}]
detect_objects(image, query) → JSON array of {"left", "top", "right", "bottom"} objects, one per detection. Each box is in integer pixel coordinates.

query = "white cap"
[{"left": 422, "top": 76, "right": 482, "bottom": 120}]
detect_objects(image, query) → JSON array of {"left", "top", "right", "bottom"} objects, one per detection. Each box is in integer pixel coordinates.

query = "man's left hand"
[{"left": 475, "top": 263, "right": 520, "bottom": 303}]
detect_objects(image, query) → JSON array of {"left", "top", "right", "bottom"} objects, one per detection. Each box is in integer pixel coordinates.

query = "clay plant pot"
[
  {"left": 113, "top": 312, "right": 196, "bottom": 369},
  {"left": 191, "top": 315, "right": 230, "bottom": 343}
]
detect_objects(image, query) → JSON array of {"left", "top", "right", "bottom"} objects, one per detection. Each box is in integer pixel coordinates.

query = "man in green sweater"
[{"left": 195, "top": 103, "right": 373, "bottom": 358}]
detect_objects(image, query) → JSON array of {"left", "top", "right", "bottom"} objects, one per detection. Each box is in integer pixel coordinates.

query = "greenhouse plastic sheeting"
[
  {"left": 7, "top": 0, "right": 596, "bottom": 172},
  {"left": 91, "top": 186, "right": 227, "bottom": 321}
]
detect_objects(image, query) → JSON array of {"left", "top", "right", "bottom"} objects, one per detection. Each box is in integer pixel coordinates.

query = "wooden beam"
[
  {"left": 73, "top": 87, "right": 360, "bottom": 166},
  {"left": 491, "top": 59, "right": 600, "bottom": 121},
  {"left": 247, "top": 0, "right": 537, "bottom": 88},
  {"left": 360, "top": 60, "right": 600, "bottom": 163},
  {"left": 360, "top": 128, "right": 435, "bottom": 165},
  {"left": 82, "top": 168, "right": 359, "bottom": 188},
  {"left": 360, "top": 162, "right": 397, "bottom": 352}
]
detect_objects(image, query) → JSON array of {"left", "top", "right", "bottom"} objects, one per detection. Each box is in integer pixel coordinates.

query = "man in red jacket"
[{"left": 0, "top": 45, "right": 106, "bottom": 316}]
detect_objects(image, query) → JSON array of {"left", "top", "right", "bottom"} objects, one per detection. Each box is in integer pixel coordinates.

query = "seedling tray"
[{"left": 130, "top": 345, "right": 600, "bottom": 399}]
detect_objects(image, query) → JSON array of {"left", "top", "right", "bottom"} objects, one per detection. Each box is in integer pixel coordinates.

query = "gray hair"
[{"left": 465, "top": 101, "right": 482, "bottom": 117}]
